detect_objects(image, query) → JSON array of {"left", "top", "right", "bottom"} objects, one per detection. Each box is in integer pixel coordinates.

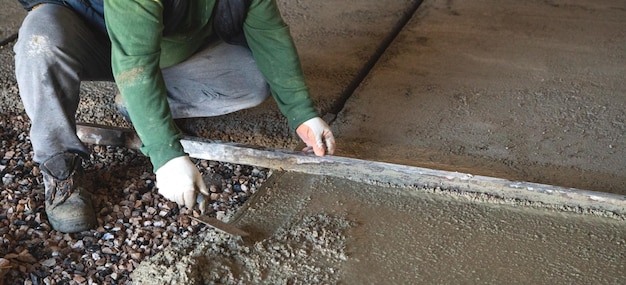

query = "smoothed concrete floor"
[
  {"left": 233, "top": 172, "right": 626, "bottom": 284},
  {"left": 334, "top": 0, "right": 626, "bottom": 193}
]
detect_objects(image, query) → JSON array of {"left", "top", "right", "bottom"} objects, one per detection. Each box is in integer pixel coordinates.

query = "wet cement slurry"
[{"left": 233, "top": 172, "right": 625, "bottom": 284}]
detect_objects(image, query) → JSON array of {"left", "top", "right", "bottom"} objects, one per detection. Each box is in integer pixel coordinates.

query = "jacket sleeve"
[
  {"left": 244, "top": 0, "right": 319, "bottom": 130},
  {"left": 104, "top": 0, "right": 186, "bottom": 171}
]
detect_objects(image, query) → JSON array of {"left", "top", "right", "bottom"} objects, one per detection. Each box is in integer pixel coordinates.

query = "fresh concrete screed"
[{"left": 1, "top": 0, "right": 625, "bottom": 284}]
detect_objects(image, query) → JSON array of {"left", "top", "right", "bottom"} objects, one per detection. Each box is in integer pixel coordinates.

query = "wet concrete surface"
[
  {"left": 234, "top": 172, "right": 626, "bottom": 284},
  {"left": 1, "top": 0, "right": 625, "bottom": 283},
  {"left": 0, "top": 1, "right": 24, "bottom": 43},
  {"left": 334, "top": 0, "right": 626, "bottom": 194}
]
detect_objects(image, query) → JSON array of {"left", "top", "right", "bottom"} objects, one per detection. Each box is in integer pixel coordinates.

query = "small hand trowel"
[
  {"left": 189, "top": 215, "right": 250, "bottom": 237},
  {"left": 190, "top": 194, "right": 250, "bottom": 237}
]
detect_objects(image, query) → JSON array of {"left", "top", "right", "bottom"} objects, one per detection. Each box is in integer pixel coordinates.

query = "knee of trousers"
[
  {"left": 245, "top": 82, "right": 271, "bottom": 107},
  {"left": 14, "top": 33, "right": 61, "bottom": 66},
  {"left": 14, "top": 5, "right": 80, "bottom": 65}
]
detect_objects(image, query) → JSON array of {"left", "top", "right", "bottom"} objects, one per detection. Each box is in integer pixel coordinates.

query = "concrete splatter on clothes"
[{"left": 26, "top": 35, "right": 53, "bottom": 58}]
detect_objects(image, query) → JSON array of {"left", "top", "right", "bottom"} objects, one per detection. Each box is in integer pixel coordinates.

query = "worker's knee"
[
  {"left": 244, "top": 79, "right": 271, "bottom": 107},
  {"left": 15, "top": 4, "right": 74, "bottom": 61}
]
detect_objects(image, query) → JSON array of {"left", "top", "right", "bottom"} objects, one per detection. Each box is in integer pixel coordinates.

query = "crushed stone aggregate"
[{"left": 0, "top": 112, "right": 270, "bottom": 284}]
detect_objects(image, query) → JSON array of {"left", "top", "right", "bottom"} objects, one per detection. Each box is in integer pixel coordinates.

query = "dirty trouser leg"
[
  {"left": 14, "top": 4, "right": 113, "bottom": 164},
  {"left": 162, "top": 41, "right": 270, "bottom": 119}
]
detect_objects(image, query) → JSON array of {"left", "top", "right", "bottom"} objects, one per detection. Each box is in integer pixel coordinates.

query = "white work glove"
[
  {"left": 155, "top": 156, "right": 209, "bottom": 209},
  {"left": 296, "top": 117, "right": 336, "bottom": 156}
]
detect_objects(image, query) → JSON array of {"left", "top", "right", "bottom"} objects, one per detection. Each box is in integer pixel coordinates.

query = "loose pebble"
[{"left": 0, "top": 113, "right": 268, "bottom": 284}]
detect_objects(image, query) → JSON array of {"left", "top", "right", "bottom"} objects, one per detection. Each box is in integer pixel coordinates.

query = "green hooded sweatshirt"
[{"left": 104, "top": 0, "right": 318, "bottom": 171}]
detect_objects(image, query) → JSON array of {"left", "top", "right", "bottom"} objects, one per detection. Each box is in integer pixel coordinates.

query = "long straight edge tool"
[{"left": 76, "top": 123, "right": 626, "bottom": 215}]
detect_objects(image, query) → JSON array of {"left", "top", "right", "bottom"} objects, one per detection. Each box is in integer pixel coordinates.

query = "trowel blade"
[{"left": 189, "top": 215, "right": 250, "bottom": 237}]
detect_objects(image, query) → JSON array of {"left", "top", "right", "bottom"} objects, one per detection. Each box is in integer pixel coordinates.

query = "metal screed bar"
[{"left": 76, "top": 123, "right": 626, "bottom": 215}]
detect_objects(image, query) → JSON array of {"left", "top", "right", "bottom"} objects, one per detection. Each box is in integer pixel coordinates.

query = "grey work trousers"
[{"left": 14, "top": 4, "right": 270, "bottom": 165}]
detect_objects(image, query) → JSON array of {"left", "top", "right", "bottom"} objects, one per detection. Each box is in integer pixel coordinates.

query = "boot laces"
[{"left": 44, "top": 172, "right": 77, "bottom": 208}]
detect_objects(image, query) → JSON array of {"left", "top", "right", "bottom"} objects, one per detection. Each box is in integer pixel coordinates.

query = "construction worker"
[{"left": 14, "top": 0, "right": 336, "bottom": 233}]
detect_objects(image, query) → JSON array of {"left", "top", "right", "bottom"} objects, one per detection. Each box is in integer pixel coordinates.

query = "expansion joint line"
[{"left": 324, "top": 0, "right": 425, "bottom": 124}]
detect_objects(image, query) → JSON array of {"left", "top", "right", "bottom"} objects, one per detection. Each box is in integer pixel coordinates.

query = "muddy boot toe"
[{"left": 41, "top": 152, "right": 97, "bottom": 233}]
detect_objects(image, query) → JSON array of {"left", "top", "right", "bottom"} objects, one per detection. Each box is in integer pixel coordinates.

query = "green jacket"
[{"left": 104, "top": 0, "right": 318, "bottom": 171}]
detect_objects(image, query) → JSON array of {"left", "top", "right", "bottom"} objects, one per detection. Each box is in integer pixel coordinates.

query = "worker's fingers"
[
  {"left": 301, "top": 133, "right": 335, "bottom": 156},
  {"left": 156, "top": 156, "right": 207, "bottom": 210},
  {"left": 296, "top": 117, "right": 336, "bottom": 157},
  {"left": 312, "top": 136, "right": 326, "bottom": 156},
  {"left": 183, "top": 188, "right": 196, "bottom": 209},
  {"left": 311, "top": 130, "right": 335, "bottom": 156},
  {"left": 324, "top": 131, "right": 336, "bottom": 155},
  {"left": 197, "top": 177, "right": 210, "bottom": 196}
]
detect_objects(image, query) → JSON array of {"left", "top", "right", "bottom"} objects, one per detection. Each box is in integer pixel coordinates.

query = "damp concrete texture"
[
  {"left": 334, "top": 0, "right": 626, "bottom": 194},
  {"left": 228, "top": 173, "right": 626, "bottom": 284},
  {"left": 1, "top": 0, "right": 625, "bottom": 284},
  {"left": 0, "top": 1, "right": 24, "bottom": 43}
]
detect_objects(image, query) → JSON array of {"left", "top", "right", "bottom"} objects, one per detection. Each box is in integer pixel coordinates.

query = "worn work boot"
[{"left": 41, "top": 153, "right": 97, "bottom": 233}]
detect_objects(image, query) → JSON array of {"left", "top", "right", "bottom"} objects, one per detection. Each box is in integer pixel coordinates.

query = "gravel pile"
[
  {"left": 131, "top": 214, "right": 353, "bottom": 285},
  {"left": 0, "top": 111, "right": 271, "bottom": 284}
]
